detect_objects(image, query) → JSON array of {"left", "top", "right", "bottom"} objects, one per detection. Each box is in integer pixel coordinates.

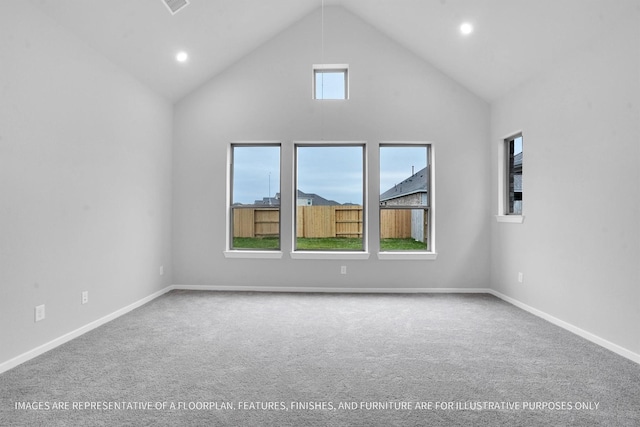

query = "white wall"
[
  {"left": 0, "top": 2, "right": 173, "bottom": 365},
  {"left": 490, "top": 12, "right": 640, "bottom": 355},
  {"left": 172, "top": 7, "right": 491, "bottom": 290}
]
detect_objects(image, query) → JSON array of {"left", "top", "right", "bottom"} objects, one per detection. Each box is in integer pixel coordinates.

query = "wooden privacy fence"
[
  {"left": 233, "top": 207, "right": 279, "bottom": 238},
  {"left": 233, "top": 206, "right": 422, "bottom": 240},
  {"left": 297, "top": 206, "right": 362, "bottom": 238},
  {"left": 380, "top": 209, "right": 411, "bottom": 239}
]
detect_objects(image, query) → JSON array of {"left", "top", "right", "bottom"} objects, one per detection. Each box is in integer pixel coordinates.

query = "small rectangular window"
[
  {"left": 230, "top": 144, "right": 281, "bottom": 250},
  {"left": 506, "top": 135, "right": 523, "bottom": 215},
  {"left": 379, "top": 145, "right": 430, "bottom": 251},
  {"left": 295, "top": 144, "right": 364, "bottom": 251},
  {"left": 313, "top": 64, "right": 348, "bottom": 100}
]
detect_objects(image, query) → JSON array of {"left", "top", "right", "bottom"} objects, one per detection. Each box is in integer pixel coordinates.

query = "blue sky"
[
  {"left": 232, "top": 146, "right": 280, "bottom": 205},
  {"left": 297, "top": 146, "right": 362, "bottom": 204},
  {"left": 514, "top": 135, "right": 523, "bottom": 154},
  {"left": 379, "top": 146, "right": 427, "bottom": 194},
  {"left": 315, "top": 71, "right": 346, "bottom": 100},
  {"left": 232, "top": 145, "right": 427, "bottom": 205}
]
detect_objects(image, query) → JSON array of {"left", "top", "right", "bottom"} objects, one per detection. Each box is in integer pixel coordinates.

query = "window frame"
[
  {"left": 223, "top": 140, "right": 437, "bottom": 261},
  {"left": 224, "top": 141, "right": 284, "bottom": 259},
  {"left": 496, "top": 132, "right": 524, "bottom": 223},
  {"left": 378, "top": 142, "right": 437, "bottom": 260},
  {"left": 291, "top": 141, "right": 369, "bottom": 260},
  {"left": 312, "top": 64, "right": 349, "bottom": 100}
]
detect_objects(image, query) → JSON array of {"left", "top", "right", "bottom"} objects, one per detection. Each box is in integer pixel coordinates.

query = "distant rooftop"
[
  {"left": 380, "top": 166, "right": 428, "bottom": 202},
  {"left": 241, "top": 190, "right": 341, "bottom": 207},
  {"left": 295, "top": 190, "right": 340, "bottom": 206},
  {"left": 514, "top": 152, "right": 522, "bottom": 167}
]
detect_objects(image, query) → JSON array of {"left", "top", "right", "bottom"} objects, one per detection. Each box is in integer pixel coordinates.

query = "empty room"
[{"left": 1, "top": 0, "right": 639, "bottom": 425}]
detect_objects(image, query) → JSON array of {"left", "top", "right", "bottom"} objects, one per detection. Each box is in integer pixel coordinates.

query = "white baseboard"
[
  {"left": 169, "top": 284, "right": 492, "bottom": 294},
  {"left": 0, "top": 286, "right": 173, "bottom": 375},
  {"left": 488, "top": 289, "right": 640, "bottom": 365}
]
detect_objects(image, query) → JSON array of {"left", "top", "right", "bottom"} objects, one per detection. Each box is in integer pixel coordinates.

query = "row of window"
[
  {"left": 228, "top": 143, "right": 431, "bottom": 255},
  {"left": 226, "top": 135, "right": 523, "bottom": 256}
]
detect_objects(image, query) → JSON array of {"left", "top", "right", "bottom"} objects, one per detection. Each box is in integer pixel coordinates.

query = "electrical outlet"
[
  {"left": 159, "top": 265, "right": 164, "bottom": 276},
  {"left": 81, "top": 291, "right": 89, "bottom": 304},
  {"left": 341, "top": 265, "right": 347, "bottom": 275},
  {"left": 35, "top": 304, "right": 45, "bottom": 322},
  {"left": 518, "top": 272, "right": 524, "bottom": 283}
]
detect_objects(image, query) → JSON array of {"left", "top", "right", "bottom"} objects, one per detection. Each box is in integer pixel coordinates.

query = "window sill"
[
  {"left": 495, "top": 215, "right": 525, "bottom": 223},
  {"left": 290, "top": 251, "right": 370, "bottom": 260},
  {"left": 224, "top": 250, "right": 283, "bottom": 259},
  {"left": 377, "top": 252, "right": 438, "bottom": 261}
]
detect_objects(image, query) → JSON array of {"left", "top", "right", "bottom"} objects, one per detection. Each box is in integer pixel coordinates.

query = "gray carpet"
[{"left": 1, "top": 290, "right": 639, "bottom": 426}]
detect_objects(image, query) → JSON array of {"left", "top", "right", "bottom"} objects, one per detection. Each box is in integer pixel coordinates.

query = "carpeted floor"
[{"left": 1, "top": 290, "right": 639, "bottom": 426}]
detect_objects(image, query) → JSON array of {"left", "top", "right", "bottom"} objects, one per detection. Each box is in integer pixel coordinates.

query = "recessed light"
[
  {"left": 460, "top": 22, "right": 473, "bottom": 35},
  {"left": 176, "top": 51, "right": 188, "bottom": 63}
]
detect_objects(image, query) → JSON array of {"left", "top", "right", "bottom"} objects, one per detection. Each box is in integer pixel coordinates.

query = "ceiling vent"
[{"left": 161, "top": 0, "right": 190, "bottom": 15}]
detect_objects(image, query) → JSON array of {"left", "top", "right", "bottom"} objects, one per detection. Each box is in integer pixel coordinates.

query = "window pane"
[
  {"left": 380, "top": 146, "right": 429, "bottom": 251},
  {"left": 380, "top": 146, "right": 428, "bottom": 207},
  {"left": 296, "top": 145, "right": 363, "bottom": 250},
  {"left": 314, "top": 70, "right": 346, "bottom": 99},
  {"left": 507, "top": 136, "right": 523, "bottom": 215},
  {"left": 380, "top": 208, "right": 428, "bottom": 251},
  {"left": 231, "top": 145, "right": 280, "bottom": 250}
]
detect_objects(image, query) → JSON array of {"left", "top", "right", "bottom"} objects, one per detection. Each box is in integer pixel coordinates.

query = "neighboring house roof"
[
  {"left": 253, "top": 196, "right": 280, "bottom": 206},
  {"left": 239, "top": 190, "right": 340, "bottom": 207},
  {"left": 380, "top": 167, "right": 428, "bottom": 202},
  {"left": 512, "top": 152, "right": 522, "bottom": 192},
  {"left": 514, "top": 174, "right": 523, "bottom": 193},
  {"left": 296, "top": 190, "right": 340, "bottom": 206},
  {"left": 514, "top": 152, "right": 522, "bottom": 167}
]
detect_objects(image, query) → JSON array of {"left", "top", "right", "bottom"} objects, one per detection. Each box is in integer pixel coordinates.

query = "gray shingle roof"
[
  {"left": 380, "top": 166, "right": 428, "bottom": 202},
  {"left": 514, "top": 151, "right": 522, "bottom": 167},
  {"left": 296, "top": 190, "right": 339, "bottom": 206},
  {"left": 514, "top": 174, "right": 522, "bottom": 192}
]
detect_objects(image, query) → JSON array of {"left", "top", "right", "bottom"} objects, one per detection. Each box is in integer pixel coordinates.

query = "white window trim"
[
  {"left": 224, "top": 141, "right": 283, "bottom": 259},
  {"left": 378, "top": 252, "right": 438, "bottom": 261},
  {"left": 312, "top": 64, "right": 349, "bottom": 100},
  {"left": 224, "top": 250, "right": 284, "bottom": 259},
  {"left": 378, "top": 141, "right": 437, "bottom": 260},
  {"left": 495, "top": 215, "right": 525, "bottom": 224},
  {"left": 291, "top": 141, "right": 367, "bottom": 259},
  {"left": 224, "top": 140, "right": 438, "bottom": 260},
  {"left": 291, "top": 251, "right": 370, "bottom": 260},
  {"left": 496, "top": 132, "right": 524, "bottom": 223}
]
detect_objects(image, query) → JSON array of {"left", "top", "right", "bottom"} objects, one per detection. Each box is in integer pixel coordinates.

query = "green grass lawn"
[
  {"left": 233, "top": 237, "right": 427, "bottom": 251},
  {"left": 296, "top": 237, "right": 363, "bottom": 250},
  {"left": 380, "top": 238, "right": 427, "bottom": 251},
  {"left": 233, "top": 237, "right": 280, "bottom": 249}
]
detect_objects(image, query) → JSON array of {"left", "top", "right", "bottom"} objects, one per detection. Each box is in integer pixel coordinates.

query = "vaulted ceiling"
[{"left": 32, "top": 0, "right": 639, "bottom": 102}]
